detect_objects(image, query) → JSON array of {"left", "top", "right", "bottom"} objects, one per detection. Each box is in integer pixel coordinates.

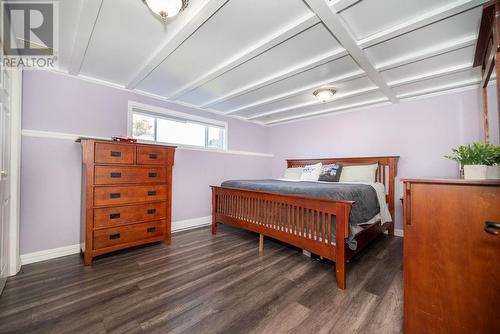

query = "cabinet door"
[{"left": 404, "top": 183, "right": 500, "bottom": 334}]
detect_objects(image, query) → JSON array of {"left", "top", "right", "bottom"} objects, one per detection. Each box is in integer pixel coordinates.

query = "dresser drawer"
[
  {"left": 94, "top": 185, "right": 167, "bottom": 206},
  {"left": 137, "top": 145, "right": 171, "bottom": 165},
  {"left": 94, "top": 202, "right": 167, "bottom": 228},
  {"left": 93, "top": 220, "right": 165, "bottom": 250},
  {"left": 95, "top": 143, "right": 134, "bottom": 164},
  {"left": 94, "top": 166, "right": 167, "bottom": 185}
]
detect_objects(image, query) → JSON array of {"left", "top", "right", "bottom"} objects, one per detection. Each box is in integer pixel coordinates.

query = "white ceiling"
[{"left": 50, "top": 0, "right": 485, "bottom": 125}]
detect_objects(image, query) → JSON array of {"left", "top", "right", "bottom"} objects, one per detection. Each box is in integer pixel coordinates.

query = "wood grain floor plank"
[
  {"left": 101, "top": 247, "right": 291, "bottom": 331},
  {"left": 0, "top": 225, "right": 403, "bottom": 334},
  {"left": 253, "top": 302, "right": 311, "bottom": 334},
  {"left": 360, "top": 270, "right": 404, "bottom": 334}
]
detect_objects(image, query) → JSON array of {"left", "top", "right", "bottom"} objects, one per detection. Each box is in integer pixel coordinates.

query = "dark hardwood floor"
[{"left": 0, "top": 225, "right": 403, "bottom": 334}]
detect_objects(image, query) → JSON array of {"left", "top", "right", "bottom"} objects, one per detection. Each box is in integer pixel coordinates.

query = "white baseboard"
[
  {"left": 20, "top": 216, "right": 213, "bottom": 265},
  {"left": 20, "top": 244, "right": 81, "bottom": 265},
  {"left": 0, "top": 276, "right": 6, "bottom": 294},
  {"left": 384, "top": 228, "right": 404, "bottom": 237},
  {"left": 172, "top": 215, "right": 211, "bottom": 233},
  {"left": 1, "top": 263, "right": 7, "bottom": 289}
]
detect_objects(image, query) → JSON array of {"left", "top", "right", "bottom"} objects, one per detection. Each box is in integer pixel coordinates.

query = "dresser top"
[
  {"left": 76, "top": 136, "right": 176, "bottom": 149},
  {"left": 401, "top": 177, "right": 500, "bottom": 186}
]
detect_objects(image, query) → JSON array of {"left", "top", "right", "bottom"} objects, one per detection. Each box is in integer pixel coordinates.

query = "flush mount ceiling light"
[
  {"left": 313, "top": 87, "right": 337, "bottom": 102},
  {"left": 143, "top": 0, "right": 189, "bottom": 22}
]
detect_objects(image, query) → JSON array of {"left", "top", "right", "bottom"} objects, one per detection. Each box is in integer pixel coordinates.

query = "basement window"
[{"left": 128, "top": 101, "right": 227, "bottom": 150}]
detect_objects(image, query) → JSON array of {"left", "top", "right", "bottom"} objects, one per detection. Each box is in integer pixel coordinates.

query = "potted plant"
[{"left": 445, "top": 142, "right": 500, "bottom": 180}]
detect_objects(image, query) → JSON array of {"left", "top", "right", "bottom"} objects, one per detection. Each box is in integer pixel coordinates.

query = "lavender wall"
[
  {"left": 20, "top": 70, "right": 272, "bottom": 254},
  {"left": 21, "top": 69, "right": 498, "bottom": 254},
  {"left": 269, "top": 88, "right": 490, "bottom": 230}
]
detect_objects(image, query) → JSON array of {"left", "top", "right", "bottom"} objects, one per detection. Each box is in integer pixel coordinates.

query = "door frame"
[{"left": 7, "top": 68, "right": 22, "bottom": 276}]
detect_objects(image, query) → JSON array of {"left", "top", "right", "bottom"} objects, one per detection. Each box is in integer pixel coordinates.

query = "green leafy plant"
[{"left": 445, "top": 142, "right": 500, "bottom": 165}]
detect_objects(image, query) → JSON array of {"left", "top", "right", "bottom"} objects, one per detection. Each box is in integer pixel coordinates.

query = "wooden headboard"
[{"left": 287, "top": 156, "right": 400, "bottom": 220}]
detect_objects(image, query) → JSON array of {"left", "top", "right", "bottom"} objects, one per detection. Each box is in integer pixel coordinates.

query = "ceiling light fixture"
[
  {"left": 143, "top": 0, "right": 189, "bottom": 22},
  {"left": 313, "top": 87, "right": 337, "bottom": 102}
]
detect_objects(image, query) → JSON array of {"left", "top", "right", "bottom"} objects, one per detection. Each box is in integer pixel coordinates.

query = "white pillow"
[
  {"left": 300, "top": 163, "right": 322, "bottom": 181},
  {"left": 283, "top": 167, "right": 303, "bottom": 180},
  {"left": 339, "top": 163, "right": 378, "bottom": 183}
]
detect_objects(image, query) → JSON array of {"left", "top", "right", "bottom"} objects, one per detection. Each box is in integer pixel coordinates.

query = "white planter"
[
  {"left": 463, "top": 165, "right": 488, "bottom": 180},
  {"left": 487, "top": 165, "right": 500, "bottom": 179}
]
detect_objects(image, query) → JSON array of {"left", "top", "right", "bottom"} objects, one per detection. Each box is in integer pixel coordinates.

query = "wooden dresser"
[
  {"left": 402, "top": 178, "right": 500, "bottom": 334},
  {"left": 79, "top": 138, "right": 175, "bottom": 265}
]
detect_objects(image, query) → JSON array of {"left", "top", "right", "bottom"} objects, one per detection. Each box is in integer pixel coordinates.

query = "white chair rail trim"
[{"left": 21, "top": 129, "right": 274, "bottom": 158}]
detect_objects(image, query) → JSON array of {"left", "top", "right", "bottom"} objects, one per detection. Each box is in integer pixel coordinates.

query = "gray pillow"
[{"left": 318, "top": 163, "right": 343, "bottom": 182}]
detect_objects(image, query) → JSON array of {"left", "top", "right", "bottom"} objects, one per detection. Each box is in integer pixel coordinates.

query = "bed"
[{"left": 210, "top": 156, "right": 399, "bottom": 289}]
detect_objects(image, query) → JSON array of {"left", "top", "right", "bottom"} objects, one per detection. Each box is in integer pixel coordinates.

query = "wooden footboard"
[{"left": 211, "top": 186, "right": 353, "bottom": 289}]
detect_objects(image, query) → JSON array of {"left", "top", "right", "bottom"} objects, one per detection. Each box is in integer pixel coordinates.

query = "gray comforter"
[{"left": 220, "top": 179, "right": 381, "bottom": 250}]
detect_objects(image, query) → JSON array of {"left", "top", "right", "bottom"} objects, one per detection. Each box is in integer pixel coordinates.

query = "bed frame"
[{"left": 210, "top": 156, "right": 399, "bottom": 289}]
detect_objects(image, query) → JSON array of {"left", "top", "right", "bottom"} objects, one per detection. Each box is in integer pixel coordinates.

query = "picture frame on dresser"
[{"left": 77, "top": 138, "right": 175, "bottom": 265}]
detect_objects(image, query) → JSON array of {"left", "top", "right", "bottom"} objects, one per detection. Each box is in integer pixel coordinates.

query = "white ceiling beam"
[
  {"left": 264, "top": 76, "right": 481, "bottom": 126},
  {"left": 226, "top": 36, "right": 477, "bottom": 115},
  {"left": 376, "top": 35, "right": 477, "bottom": 72},
  {"left": 330, "top": 0, "right": 361, "bottom": 13},
  {"left": 126, "top": 0, "right": 230, "bottom": 89},
  {"left": 265, "top": 97, "right": 389, "bottom": 125},
  {"left": 305, "top": 0, "right": 398, "bottom": 103},
  {"left": 387, "top": 63, "right": 472, "bottom": 87},
  {"left": 268, "top": 81, "right": 485, "bottom": 126},
  {"left": 266, "top": 98, "right": 392, "bottom": 126},
  {"left": 168, "top": 13, "right": 320, "bottom": 100},
  {"left": 358, "top": 0, "right": 485, "bottom": 49},
  {"left": 396, "top": 78, "right": 481, "bottom": 99},
  {"left": 227, "top": 69, "right": 365, "bottom": 114},
  {"left": 263, "top": 75, "right": 480, "bottom": 125},
  {"left": 200, "top": 48, "right": 348, "bottom": 108},
  {"left": 248, "top": 86, "right": 379, "bottom": 120},
  {"left": 68, "top": 0, "right": 103, "bottom": 75},
  {"left": 248, "top": 64, "right": 472, "bottom": 121}
]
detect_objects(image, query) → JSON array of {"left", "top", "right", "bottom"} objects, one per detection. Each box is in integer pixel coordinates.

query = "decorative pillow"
[
  {"left": 283, "top": 167, "right": 303, "bottom": 180},
  {"left": 300, "top": 163, "right": 322, "bottom": 181},
  {"left": 318, "top": 163, "right": 343, "bottom": 182},
  {"left": 339, "top": 163, "right": 378, "bottom": 183}
]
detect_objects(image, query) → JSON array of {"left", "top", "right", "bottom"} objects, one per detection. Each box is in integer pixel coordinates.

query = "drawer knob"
[
  {"left": 109, "top": 233, "right": 120, "bottom": 240},
  {"left": 110, "top": 151, "right": 121, "bottom": 157},
  {"left": 110, "top": 213, "right": 121, "bottom": 219},
  {"left": 110, "top": 172, "right": 122, "bottom": 178},
  {"left": 148, "top": 172, "right": 157, "bottom": 178},
  {"left": 149, "top": 153, "right": 158, "bottom": 159},
  {"left": 110, "top": 193, "right": 121, "bottom": 199},
  {"left": 147, "top": 227, "right": 156, "bottom": 233},
  {"left": 147, "top": 191, "right": 156, "bottom": 196},
  {"left": 484, "top": 222, "right": 500, "bottom": 235},
  {"left": 147, "top": 208, "right": 156, "bottom": 214}
]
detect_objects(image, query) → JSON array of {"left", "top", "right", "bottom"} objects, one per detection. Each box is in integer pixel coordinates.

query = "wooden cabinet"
[
  {"left": 79, "top": 138, "right": 175, "bottom": 265},
  {"left": 402, "top": 178, "right": 500, "bottom": 334}
]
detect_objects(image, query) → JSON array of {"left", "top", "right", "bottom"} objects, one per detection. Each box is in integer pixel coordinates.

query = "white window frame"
[{"left": 127, "top": 101, "right": 228, "bottom": 151}]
